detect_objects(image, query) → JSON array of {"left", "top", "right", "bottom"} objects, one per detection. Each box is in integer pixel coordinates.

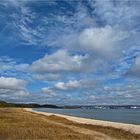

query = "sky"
[{"left": 0, "top": 0, "right": 140, "bottom": 105}]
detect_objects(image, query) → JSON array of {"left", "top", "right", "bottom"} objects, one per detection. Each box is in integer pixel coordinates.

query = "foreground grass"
[
  {"left": 0, "top": 108, "right": 139, "bottom": 140},
  {"left": 47, "top": 115, "right": 140, "bottom": 140}
]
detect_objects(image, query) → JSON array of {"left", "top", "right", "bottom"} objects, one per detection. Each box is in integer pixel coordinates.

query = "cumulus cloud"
[
  {"left": 79, "top": 26, "right": 128, "bottom": 57},
  {"left": 0, "top": 77, "right": 26, "bottom": 90},
  {"left": 0, "top": 57, "right": 29, "bottom": 72},
  {"left": 0, "top": 57, "right": 30, "bottom": 81},
  {"left": 53, "top": 78, "right": 96, "bottom": 92},
  {"left": 54, "top": 80, "right": 81, "bottom": 90},
  {"left": 0, "top": 0, "right": 140, "bottom": 105},
  {"left": 41, "top": 87, "right": 55, "bottom": 96},
  {"left": 54, "top": 82, "right": 67, "bottom": 90},
  {"left": 127, "top": 57, "right": 140, "bottom": 78},
  {"left": 32, "top": 73, "right": 60, "bottom": 81},
  {"left": 30, "top": 50, "right": 89, "bottom": 73},
  {"left": 0, "top": 77, "right": 29, "bottom": 101},
  {"left": 0, "top": 88, "right": 29, "bottom": 97}
]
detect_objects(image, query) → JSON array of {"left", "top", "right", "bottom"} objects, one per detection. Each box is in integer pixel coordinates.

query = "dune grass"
[
  {"left": 0, "top": 108, "right": 92, "bottom": 140},
  {"left": 46, "top": 115, "right": 140, "bottom": 140},
  {"left": 0, "top": 108, "right": 140, "bottom": 140}
]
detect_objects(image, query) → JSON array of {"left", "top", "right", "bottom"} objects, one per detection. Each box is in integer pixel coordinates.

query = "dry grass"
[
  {"left": 46, "top": 115, "right": 140, "bottom": 140},
  {"left": 0, "top": 108, "right": 139, "bottom": 140}
]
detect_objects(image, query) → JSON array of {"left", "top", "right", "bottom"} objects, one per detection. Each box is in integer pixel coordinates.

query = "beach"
[
  {"left": 0, "top": 108, "right": 140, "bottom": 140},
  {"left": 25, "top": 108, "right": 140, "bottom": 134}
]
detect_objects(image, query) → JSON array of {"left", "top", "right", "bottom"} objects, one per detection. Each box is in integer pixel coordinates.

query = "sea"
[{"left": 34, "top": 108, "right": 140, "bottom": 125}]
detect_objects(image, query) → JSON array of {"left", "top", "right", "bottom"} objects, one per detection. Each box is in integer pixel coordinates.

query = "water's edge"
[
  {"left": 34, "top": 108, "right": 140, "bottom": 125},
  {"left": 25, "top": 108, "right": 140, "bottom": 134}
]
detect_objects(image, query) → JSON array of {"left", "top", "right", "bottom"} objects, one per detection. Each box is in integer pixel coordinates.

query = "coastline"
[{"left": 25, "top": 108, "right": 140, "bottom": 134}]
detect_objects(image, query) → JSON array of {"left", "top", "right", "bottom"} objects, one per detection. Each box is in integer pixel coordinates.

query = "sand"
[{"left": 25, "top": 108, "right": 140, "bottom": 134}]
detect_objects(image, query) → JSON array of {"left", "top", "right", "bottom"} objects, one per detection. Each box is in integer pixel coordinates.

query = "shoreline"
[{"left": 25, "top": 108, "right": 140, "bottom": 134}]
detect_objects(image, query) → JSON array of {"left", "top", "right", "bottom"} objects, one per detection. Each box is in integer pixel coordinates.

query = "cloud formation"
[
  {"left": 79, "top": 26, "right": 128, "bottom": 57},
  {"left": 41, "top": 87, "right": 55, "bottom": 96},
  {"left": 0, "top": 0, "right": 140, "bottom": 105},
  {"left": 0, "top": 77, "right": 29, "bottom": 101},
  {"left": 54, "top": 80, "right": 81, "bottom": 90},
  {"left": 30, "top": 50, "right": 89, "bottom": 73},
  {"left": 0, "top": 77, "right": 26, "bottom": 90},
  {"left": 127, "top": 57, "right": 140, "bottom": 78}
]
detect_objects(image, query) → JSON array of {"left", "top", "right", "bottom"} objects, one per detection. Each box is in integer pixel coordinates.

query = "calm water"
[{"left": 34, "top": 108, "right": 140, "bottom": 125}]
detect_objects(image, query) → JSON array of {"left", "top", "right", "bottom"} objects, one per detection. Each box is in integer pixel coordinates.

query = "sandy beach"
[
  {"left": 25, "top": 108, "right": 140, "bottom": 134},
  {"left": 0, "top": 108, "right": 140, "bottom": 139}
]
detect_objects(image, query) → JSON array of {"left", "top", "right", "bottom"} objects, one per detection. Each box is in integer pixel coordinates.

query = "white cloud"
[
  {"left": 54, "top": 78, "right": 96, "bottom": 91},
  {"left": 66, "top": 80, "right": 81, "bottom": 89},
  {"left": 0, "top": 0, "right": 139, "bottom": 105},
  {"left": 0, "top": 57, "right": 29, "bottom": 73},
  {"left": 127, "top": 57, "right": 140, "bottom": 78},
  {"left": 0, "top": 88, "right": 29, "bottom": 97},
  {"left": 54, "top": 82, "right": 67, "bottom": 90},
  {"left": 89, "top": 95, "right": 96, "bottom": 100},
  {"left": 41, "top": 87, "right": 55, "bottom": 96},
  {"left": 32, "top": 73, "right": 60, "bottom": 81},
  {"left": 90, "top": 0, "right": 140, "bottom": 30},
  {"left": 54, "top": 80, "right": 81, "bottom": 90},
  {"left": 0, "top": 77, "right": 29, "bottom": 99},
  {"left": 0, "top": 77, "right": 26, "bottom": 90},
  {"left": 30, "top": 50, "right": 89, "bottom": 73},
  {"left": 79, "top": 26, "right": 128, "bottom": 57}
]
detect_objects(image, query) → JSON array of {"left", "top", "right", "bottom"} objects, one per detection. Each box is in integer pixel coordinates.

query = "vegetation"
[
  {"left": 0, "top": 108, "right": 140, "bottom": 140},
  {"left": 0, "top": 100, "right": 59, "bottom": 108},
  {"left": 0, "top": 100, "right": 10, "bottom": 107}
]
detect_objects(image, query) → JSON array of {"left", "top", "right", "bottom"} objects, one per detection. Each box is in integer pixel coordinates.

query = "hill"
[{"left": 0, "top": 100, "right": 60, "bottom": 108}]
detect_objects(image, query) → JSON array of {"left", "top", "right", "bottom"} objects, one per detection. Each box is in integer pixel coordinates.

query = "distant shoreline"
[{"left": 25, "top": 108, "right": 140, "bottom": 134}]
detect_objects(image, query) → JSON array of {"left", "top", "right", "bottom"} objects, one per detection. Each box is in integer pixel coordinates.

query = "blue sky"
[{"left": 0, "top": 0, "right": 140, "bottom": 105}]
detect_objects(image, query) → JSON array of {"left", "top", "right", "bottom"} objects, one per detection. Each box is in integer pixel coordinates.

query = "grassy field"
[{"left": 0, "top": 108, "right": 140, "bottom": 140}]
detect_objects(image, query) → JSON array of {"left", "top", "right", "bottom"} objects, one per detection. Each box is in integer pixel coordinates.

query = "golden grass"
[
  {"left": 46, "top": 115, "right": 140, "bottom": 140},
  {"left": 0, "top": 108, "right": 139, "bottom": 140}
]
